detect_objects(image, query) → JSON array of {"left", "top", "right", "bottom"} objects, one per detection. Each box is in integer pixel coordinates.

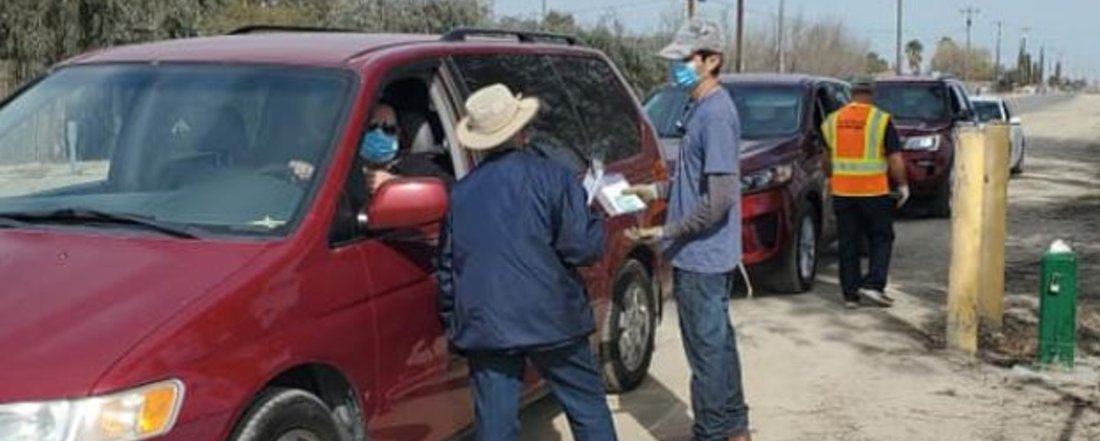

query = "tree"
[
  {"left": 905, "top": 39, "right": 923, "bottom": 75},
  {"left": 931, "top": 37, "right": 994, "bottom": 80},
  {"left": 865, "top": 52, "right": 889, "bottom": 74}
]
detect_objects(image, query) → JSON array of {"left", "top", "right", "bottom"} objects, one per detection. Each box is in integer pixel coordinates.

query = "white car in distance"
[{"left": 972, "top": 96, "right": 1027, "bottom": 174}]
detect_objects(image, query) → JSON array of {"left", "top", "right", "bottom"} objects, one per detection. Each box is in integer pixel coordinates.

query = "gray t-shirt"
[{"left": 665, "top": 88, "right": 742, "bottom": 274}]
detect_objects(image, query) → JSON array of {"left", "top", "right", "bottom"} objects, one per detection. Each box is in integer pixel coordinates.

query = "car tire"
[
  {"left": 764, "top": 203, "right": 819, "bottom": 293},
  {"left": 1011, "top": 139, "right": 1025, "bottom": 174},
  {"left": 601, "top": 260, "right": 657, "bottom": 393},
  {"left": 930, "top": 171, "right": 953, "bottom": 218},
  {"left": 230, "top": 388, "right": 343, "bottom": 441}
]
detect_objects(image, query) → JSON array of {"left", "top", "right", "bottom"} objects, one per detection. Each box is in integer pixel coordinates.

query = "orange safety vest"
[{"left": 822, "top": 103, "right": 891, "bottom": 197}]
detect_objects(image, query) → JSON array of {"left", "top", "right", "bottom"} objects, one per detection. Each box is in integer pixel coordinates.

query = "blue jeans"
[
  {"left": 675, "top": 269, "right": 750, "bottom": 440},
  {"left": 468, "top": 339, "right": 618, "bottom": 441}
]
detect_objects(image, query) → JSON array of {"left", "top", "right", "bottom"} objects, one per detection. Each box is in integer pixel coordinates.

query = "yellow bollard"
[
  {"left": 980, "top": 124, "right": 1011, "bottom": 331},
  {"left": 947, "top": 127, "right": 986, "bottom": 354}
]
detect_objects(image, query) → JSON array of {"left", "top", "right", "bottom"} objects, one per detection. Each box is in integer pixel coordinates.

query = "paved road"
[{"left": 519, "top": 94, "right": 1100, "bottom": 441}]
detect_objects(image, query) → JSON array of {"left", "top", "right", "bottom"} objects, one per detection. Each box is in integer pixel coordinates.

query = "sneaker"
[
  {"left": 858, "top": 288, "right": 893, "bottom": 307},
  {"left": 844, "top": 300, "right": 861, "bottom": 310}
]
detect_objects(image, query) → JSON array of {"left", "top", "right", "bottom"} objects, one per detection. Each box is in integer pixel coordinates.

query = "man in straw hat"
[
  {"left": 625, "top": 19, "right": 751, "bottom": 441},
  {"left": 439, "top": 84, "right": 617, "bottom": 441}
]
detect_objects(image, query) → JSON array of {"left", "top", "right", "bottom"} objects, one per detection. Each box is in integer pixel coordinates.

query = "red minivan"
[{"left": 0, "top": 28, "right": 669, "bottom": 441}]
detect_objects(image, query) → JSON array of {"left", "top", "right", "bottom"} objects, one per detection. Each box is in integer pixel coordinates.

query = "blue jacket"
[{"left": 439, "top": 149, "right": 605, "bottom": 352}]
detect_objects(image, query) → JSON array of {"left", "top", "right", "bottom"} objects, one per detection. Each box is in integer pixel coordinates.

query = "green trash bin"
[{"left": 1038, "top": 240, "right": 1078, "bottom": 369}]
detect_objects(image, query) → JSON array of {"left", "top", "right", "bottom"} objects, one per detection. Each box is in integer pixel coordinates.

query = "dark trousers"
[
  {"left": 675, "top": 269, "right": 750, "bottom": 440},
  {"left": 468, "top": 339, "right": 618, "bottom": 441},
  {"left": 834, "top": 196, "right": 896, "bottom": 301}
]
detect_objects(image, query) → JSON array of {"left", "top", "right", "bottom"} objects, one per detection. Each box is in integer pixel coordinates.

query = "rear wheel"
[
  {"left": 602, "top": 260, "right": 657, "bottom": 393},
  {"left": 230, "top": 389, "right": 343, "bottom": 441},
  {"left": 1011, "top": 138, "right": 1026, "bottom": 174},
  {"left": 764, "top": 204, "right": 819, "bottom": 293}
]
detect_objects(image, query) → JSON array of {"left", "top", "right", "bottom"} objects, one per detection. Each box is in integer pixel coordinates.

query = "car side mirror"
[
  {"left": 1009, "top": 116, "right": 1023, "bottom": 125},
  {"left": 362, "top": 178, "right": 448, "bottom": 232}
]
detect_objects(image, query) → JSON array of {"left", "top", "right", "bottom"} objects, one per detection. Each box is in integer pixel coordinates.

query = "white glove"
[{"left": 896, "top": 185, "right": 910, "bottom": 208}]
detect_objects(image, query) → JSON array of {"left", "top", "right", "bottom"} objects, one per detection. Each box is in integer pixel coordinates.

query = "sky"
[{"left": 491, "top": 0, "right": 1100, "bottom": 79}]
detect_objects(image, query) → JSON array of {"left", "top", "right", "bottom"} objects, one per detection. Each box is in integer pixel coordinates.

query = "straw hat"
[{"left": 456, "top": 84, "right": 540, "bottom": 151}]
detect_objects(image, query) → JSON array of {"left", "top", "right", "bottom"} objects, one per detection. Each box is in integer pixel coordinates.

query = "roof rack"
[
  {"left": 441, "top": 27, "right": 582, "bottom": 46},
  {"left": 228, "top": 25, "right": 356, "bottom": 35}
]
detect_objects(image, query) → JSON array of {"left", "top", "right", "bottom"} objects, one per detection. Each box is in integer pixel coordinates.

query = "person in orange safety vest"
[{"left": 822, "top": 78, "right": 909, "bottom": 309}]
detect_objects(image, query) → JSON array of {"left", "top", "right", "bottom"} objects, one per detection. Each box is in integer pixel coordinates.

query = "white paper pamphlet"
[{"left": 592, "top": 173, "right": 647, "bottom": 216}]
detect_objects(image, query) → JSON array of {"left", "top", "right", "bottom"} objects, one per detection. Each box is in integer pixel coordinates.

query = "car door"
[
  {"left": 328, "top": 61, "right": 462, "bottom": 441},
  {"left": 816, "top": 81, "right": 849, "bottom": 240}
]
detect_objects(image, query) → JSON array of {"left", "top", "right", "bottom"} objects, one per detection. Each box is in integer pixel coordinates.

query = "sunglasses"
[{"left": 369, "top": 122, "right": 399, "bottom": 136}]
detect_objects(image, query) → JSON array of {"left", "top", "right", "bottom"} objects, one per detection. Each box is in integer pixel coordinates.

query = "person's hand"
[
  {"left": 895, "top": 185, "right": 910, "bottom": 208},
  {"left": 623, "top": 184, "right": 660, "bottom": 202},
  {"left": 367, "top": 169, "right": 397, "bottom": 193},
  {"left": 288, "top": 160, "right": 315, "bottom": 181},
  {"left": 625, "top": 226, "right": 664, "bottom": 244}
]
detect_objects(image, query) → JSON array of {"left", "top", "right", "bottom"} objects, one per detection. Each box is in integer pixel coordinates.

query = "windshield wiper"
[{"left": 0, "top": 208, "right": 203, "bottom": 239}]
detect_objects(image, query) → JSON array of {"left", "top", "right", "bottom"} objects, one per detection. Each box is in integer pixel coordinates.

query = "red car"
[
  {"left": 0, "top": 28, "right": 669, "bottom": 441},
  {"left": 646, "top": 74, "right": 848, "bottom": 293},
  {"left": 873, "top": 76, "right": 979, "bottom": 217}
]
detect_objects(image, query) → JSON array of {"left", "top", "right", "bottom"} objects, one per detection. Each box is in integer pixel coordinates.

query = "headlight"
[
  {"left": 741, "top": 165, "right": 794, "bottom": 193},
  {"left": 0, "top": 380, "right": 184, "bottom": 441},
  {"left": 903, "top": 135, "right": 941, "bottom": 151}
]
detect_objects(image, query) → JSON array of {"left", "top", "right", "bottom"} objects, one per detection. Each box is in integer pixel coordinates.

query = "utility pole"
[
  {"left": 993, "top": 21, "right": 1003, "bottom": 81},
  {"left": 961, "top": 7, "right": 980, "bottom": 81},
  {"left": 542, "top": 0, "right": 547, "bottom": 23},
  {"left": 777, "top": 0, "right": 786, "bottom": 73},
  {"left": 687, "top": 0, "right": 695, "bottom": 19},
  {"left": 896, "top": 0, "right": 904, "bottom": 75},
  {"left": 735, "top": 0, "right": 745, "bottom": 72}
]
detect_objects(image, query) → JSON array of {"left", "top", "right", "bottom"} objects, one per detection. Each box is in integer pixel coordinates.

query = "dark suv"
[
  {"left": 0, "top": 27, "right": 669, "bottom": 441},
  {"left": 873, "top": 76, "right": 978, "bottom": 217},
  {"left": 646, "top": 74, "right": 850, "bottom": 293}
]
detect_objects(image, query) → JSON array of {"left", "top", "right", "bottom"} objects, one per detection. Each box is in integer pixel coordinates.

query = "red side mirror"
[{"left": 365, "top": 178, "right": 448, "bottom": 231}]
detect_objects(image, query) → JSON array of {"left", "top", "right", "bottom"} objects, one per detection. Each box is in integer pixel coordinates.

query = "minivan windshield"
[
  {"left": 645, "top": 84, "right": 804, "bottom": 141},
  {"left": 0, "top": 64, "right": 352, "bottom": 238},
  {"left": 874, "top": 83, "right": 951, "bottom": 121},
  {"left": 972, "top": 100, "right": 1005, "bottom": 122}
]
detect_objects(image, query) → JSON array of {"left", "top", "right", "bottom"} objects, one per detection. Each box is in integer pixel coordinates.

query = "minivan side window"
[
  {"left": 551, "top": 56, "right": 642, "bottom": 164},
  {"left": 451, "top": 54, "right": 590, "bottom": 171}
]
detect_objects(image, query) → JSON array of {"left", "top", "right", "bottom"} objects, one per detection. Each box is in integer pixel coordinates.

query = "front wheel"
[
  {"left": 930, "top": 171, "right": 953, "bottom": 218},
  {"left": 764, "top": 204, "right": 819, "bottom": 293},
  {"left": 230, "top": 389, "right": 343, "bottom": 441},
  {"left": 602, "top": 260, "right": 657, "bottom": 393}
]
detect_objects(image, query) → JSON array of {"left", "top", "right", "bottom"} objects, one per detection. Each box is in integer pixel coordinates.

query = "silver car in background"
[{"left": 972, "top": 96, "right": 1027, "bottom": 174}]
